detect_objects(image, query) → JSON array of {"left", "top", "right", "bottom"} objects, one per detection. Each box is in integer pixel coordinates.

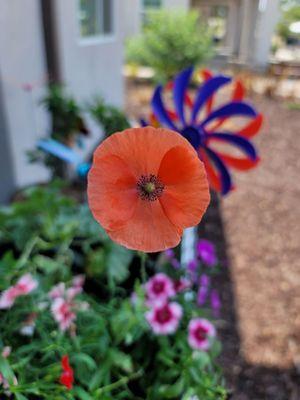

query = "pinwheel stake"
[{"left": 141, "top": 66, "right": 263, "bottom": 196}]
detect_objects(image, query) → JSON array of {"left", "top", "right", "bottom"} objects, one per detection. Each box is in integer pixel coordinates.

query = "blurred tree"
[
  {"left": 277, "top": 3, "right": 300, "bottom": 43},
  {"left": 126, "top": 9, "right": 214, "bottom": 82}
]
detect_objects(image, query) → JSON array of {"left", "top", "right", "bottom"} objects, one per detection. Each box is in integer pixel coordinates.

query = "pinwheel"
[{"left": 141, "top": 67, "right": 263, "bottom": 195}]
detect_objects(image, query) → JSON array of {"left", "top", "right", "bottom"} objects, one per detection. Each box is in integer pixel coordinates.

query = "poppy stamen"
[{"left": 137, "top": 174, "right": 164, "bottom": 201}]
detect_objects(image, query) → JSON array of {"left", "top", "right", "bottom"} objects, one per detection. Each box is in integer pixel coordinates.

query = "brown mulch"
[{"left": 125, "top": 79, "right": 300, "bottom": 399}]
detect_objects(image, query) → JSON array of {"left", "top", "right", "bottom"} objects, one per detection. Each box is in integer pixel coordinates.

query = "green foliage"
[
  {"left": 88, "top": 97, "right": 130, "bottom": 138},
  {"left": 277, "top": 5, "right": 300, "bottom": 42},
  {"left": 0, "top": 183, "right": 226, "bottom": 399},
  {"left": 126, "top": 9, "right": 214, "bottom": 82},
  {"left": 28, "top": 85, "right": 88, "bottom": 179},
  {"left": 41, "top": 85, "right": 87, "bottom": 143}
]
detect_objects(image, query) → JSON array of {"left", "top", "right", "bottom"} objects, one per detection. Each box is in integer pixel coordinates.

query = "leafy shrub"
[
  {"left": 28, "top": 85, "right": 88, "bottom": 179},
  {"left": 126, "top": 9, "right": 214, "bottom": 82},
  {"left": 88, "top": 97, "right": 130, "bottom": 138},
  {"left": 0, "top": 184, "right": 226, "bottom": 399}
]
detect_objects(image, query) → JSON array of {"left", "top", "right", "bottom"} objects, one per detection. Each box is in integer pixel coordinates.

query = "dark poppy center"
[
  {"left": 153, "top": 281, "right": 165, "bottom": 294},
  {"left": 195, "top": 326, "right": 209, "bottom": 342},
  {"left": 137, "top": 174, "right": 164, "bottom": 201},
  {"left": 181, "top": 126, "right": 206, "bottom": 149},
  {"left": 156, "top": 306, "right": 172, "bottom": 323}
]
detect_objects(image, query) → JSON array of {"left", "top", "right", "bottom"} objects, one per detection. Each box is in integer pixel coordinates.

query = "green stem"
[
  {"left": 95, "top": 370, "right": 143, "bottom": 397},
  {"left": 16, "top": 236, "right": 39, "bottom": 269},
  {"left": 140, "top": 252, "right": 147, "bottom": 283}
]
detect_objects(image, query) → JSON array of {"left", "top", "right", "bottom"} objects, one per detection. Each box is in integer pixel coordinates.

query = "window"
[
  {"left": 141, "top": 0, "right": 162, "bottom": 26},
  {"left": 79, "top": 0, "right": 113, "bottom": 38},
  {"left": 143, "top": 0, "right": 162, "bottom": 8}
]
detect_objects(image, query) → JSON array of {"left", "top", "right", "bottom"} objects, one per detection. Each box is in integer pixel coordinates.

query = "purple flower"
[
  {"left": 197, "top": 274, "right": 210, "bottom": 306},
  {"left": 171, "top": 258, "right": 180, "bottom": 269},
  {"left": 164, "top": 249, "right": 175, "bottom": 259},
  {"left": 197, "top": 240, "right": 217, "bottom": 267},
  {"left": 210, "top": 290, "right": 221, "bottom": 317},
  {"left": 197, "top": 286, "right": 209, "bottom": 306}
]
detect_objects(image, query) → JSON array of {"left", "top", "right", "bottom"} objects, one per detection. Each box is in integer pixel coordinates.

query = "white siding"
[{"left": 0, "top": 0, "right": 49, "bottom": 189}]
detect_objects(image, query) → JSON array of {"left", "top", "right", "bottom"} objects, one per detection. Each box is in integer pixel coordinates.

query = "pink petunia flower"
[
  {"left": 15, "top": 274, "right": 38, "bottom": 295},
  {"left": 51, "top": 298, "right": 76, "bottom": 332},
  {"left": 49, "top": 276, "right": 87, "bottom": 333},
  {"left": 197, "top": 240, "right": 217, "bottom": 267},
  {"left": 188, "top": 318, "right": 216, "bottom": 351},
  {"left": 145, "top": 273, "right": 175, "bottom": 304},
  {"left": 173, "top": 277, "right": 191, "bottom": 293},
  {"left": 0, "top": 274, "right": 38, "bottom": 309},
  {"left": 49, "top": 283, "right": 66, "bottom": 300},
  {"left": 145, "top": 302, "right": 182, "bottom": 335}
]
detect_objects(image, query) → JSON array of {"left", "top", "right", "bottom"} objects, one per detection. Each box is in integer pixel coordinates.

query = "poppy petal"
[
  {"left": 158, "top": 146, "right": 210, "bottom": 229},
  {"left": 199, "top": 149, "right": 222, "bottom": 192},
  {"left": 173, "top": 67, "right": 194, "bottom": 125},
  {"left": 107, "top": 199, "right": 182, "bottom": 253},
  {"left": 191, "top": 76, "right": 231, "bottom": 123},
  {"left": 151, "top": 86, "right": 178, "bottom": 131},
  {"left": 88, "top": 155, "right": 138, "bottom": 231}
]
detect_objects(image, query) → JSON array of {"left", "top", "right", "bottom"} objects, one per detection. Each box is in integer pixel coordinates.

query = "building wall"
[
  {"left": 53, "top": 0, "right": 124, "bottom": 108},
  {"left": 0, "top": 0, "right": 49, "bottom": 195},
  {"left": 121, "top": 0, "right": 142, "bottom": 38},
  {"left": 252, "top": 0, "right": 280, "bottom": 67}
]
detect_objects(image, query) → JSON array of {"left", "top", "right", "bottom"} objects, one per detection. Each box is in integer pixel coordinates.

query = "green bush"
[
  {"left": 88, "top": 97, "right": 130, "bottom": 138},
  {"left": 126, "top": 9, "right": 214, "bottom": 82},
  {"left": 277, "top": 5, "right": 300, "bottom": 42}
]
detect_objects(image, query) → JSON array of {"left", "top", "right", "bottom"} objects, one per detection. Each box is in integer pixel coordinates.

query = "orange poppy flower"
[{"left": 87, "top": 127, "right": 210, "bottom": 252}]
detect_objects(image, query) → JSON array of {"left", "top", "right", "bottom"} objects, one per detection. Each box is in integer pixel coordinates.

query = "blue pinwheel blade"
[
  {"left": 200, "top": 102, "right": 257, "bottom": 127},
  {"left": 173, "top": 66, "right": 194, "bottom": 125},
  {"left": 204, "top": 147, "right": 232, "bottom": 195},
  {"left": 37, "top": 139, "right": 82, "bottom": 165},
  {"left": 151, "top": 86, "right": 178, "bottom": 131},
  {"left": 208, "top": 133, "right": 258, "bottom": 160},
  {"left": 191, "top": 75, "right": 231, "bottom": 123}
]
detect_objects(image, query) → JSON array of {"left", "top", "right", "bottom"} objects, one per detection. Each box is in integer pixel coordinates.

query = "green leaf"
[
  {"left": 15, "top": 394, "right": 29, "bottom": 400},
  {"left": 33, "top": 255, "right": 62, "bottom": 274},
  {"left": 73, "top": 386, "right": 93, "bottom": 400},
  {"left": 72, "top": 353, "right": 97, "bottom": 371},
  {"left": 158, "top": 378, "right": 185, "bottom": 398},
  {"left": 105, "top": 243, "right": 133, "bottom": 284}
]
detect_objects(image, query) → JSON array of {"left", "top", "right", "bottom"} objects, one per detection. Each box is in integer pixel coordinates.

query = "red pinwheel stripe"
[
  {"left": 216, "top": 153, "right": 260, "bottom": 170},
  {"left": 199, "top": 149, "right": 222, "bottom": 192},
  {"left": 233, "top": 80, "right": 245, "bottom": 101},
  {"left": 237, "top": 114, "right": 263, "bottom": 138}
]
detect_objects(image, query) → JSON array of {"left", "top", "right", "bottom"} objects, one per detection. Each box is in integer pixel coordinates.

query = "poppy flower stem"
[{"left": 139, "top": 252, "right": 147, "bottom": 283}]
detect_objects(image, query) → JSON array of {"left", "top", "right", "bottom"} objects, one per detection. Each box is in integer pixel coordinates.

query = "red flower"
[{"left": 60, "top": 355, "right": 74, "bottom": 390}]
